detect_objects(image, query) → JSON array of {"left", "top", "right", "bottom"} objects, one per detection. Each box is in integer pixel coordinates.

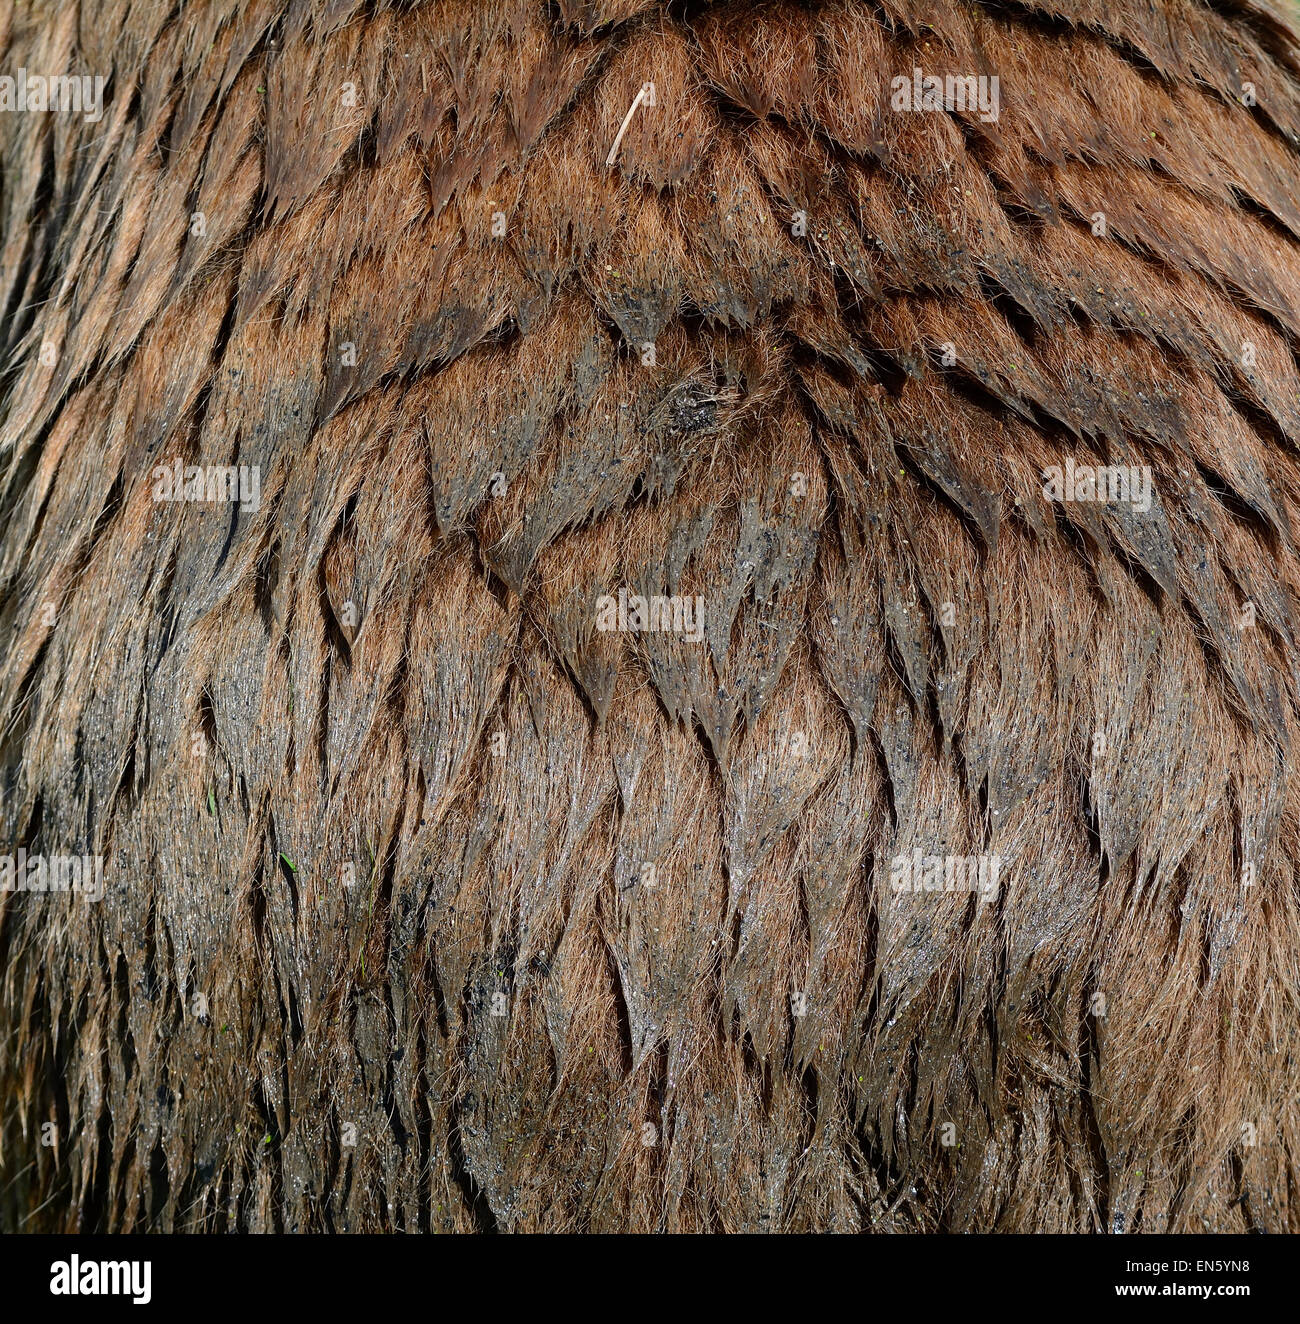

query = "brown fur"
[{"left": 2, "top": 0, "right": 1300, "bottom": 1232}]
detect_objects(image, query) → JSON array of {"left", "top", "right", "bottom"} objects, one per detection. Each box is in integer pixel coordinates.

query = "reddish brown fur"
[{"left": 2, "top": 0, "right": 1300, "bottom": 1232}]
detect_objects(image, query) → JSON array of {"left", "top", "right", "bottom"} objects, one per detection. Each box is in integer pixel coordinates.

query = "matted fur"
[{"left": 2, "top": 0, "right": 1300, "bottom": 1232}]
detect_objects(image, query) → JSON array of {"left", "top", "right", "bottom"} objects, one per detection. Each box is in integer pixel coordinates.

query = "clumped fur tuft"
[{"left": 2, "top": 0, "right": 1300, "bottom": 1232}]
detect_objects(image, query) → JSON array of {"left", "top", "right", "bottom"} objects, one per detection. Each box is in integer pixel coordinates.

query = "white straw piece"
[{"left": 606, "top": 82, "right": 656, "bottom": 168}]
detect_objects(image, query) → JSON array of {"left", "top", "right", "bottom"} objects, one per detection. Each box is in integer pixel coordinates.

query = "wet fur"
[{"left": 2, "top": 0, "right": 1300, "bottom": 1232}]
